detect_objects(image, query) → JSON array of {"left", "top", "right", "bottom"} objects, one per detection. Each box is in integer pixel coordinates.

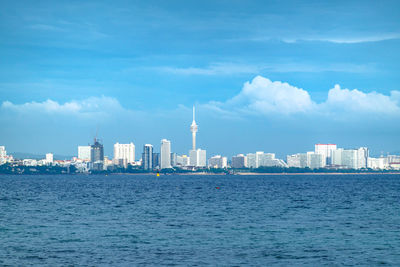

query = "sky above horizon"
[{"left": 1, "top": 0, "right": 400, "bottom": 159}]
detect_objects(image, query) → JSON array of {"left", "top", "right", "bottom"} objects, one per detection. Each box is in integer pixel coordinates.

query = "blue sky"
[{"left": 1, "top": 0, "right": 400, "bottom": 158}]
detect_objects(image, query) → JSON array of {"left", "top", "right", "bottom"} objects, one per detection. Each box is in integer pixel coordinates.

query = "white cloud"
[
  {"left": 325, "top": 85, "right": 400, "bottom": 114},
  {"left": 391, "top": 90, "right": 400, "bottom": 105},
  {"left": 297, "top": 34, "right": 400, "bottom": 44},
  {"left": 204, "top": 76, "right": 400, "bottom": 117},
  {"left": 1, "top": 96, "right": 125, "bottom": 118},
  {"left": 227, "top": 76, "right": 314, "bottom": 115},
  {"left": 250, "top": 33, "right": 400, "bottom": 44}
]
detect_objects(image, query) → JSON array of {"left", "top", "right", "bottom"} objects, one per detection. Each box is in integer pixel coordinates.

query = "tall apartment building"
[
  {"left": 160, "top": 139, "right": 171, "bottom": 169},
  {"left": 332, "top": 147, "right": 369, "bottom": 169},
  {"left": 306, "top": 152, "right": 325, "bottom": 169},
  {"left": 142, "top": 144, "right": 153, "bottom": 170},
  {"left": 0, "top": 146, "right": 6, "bottom": 164},
  {"left": 152, "top": 153, "right": 160, "bottom": 169},
  {"left": 170, "top": 153, "right": 177, "bottom": 167},
  {"left": 287, "top": 153, "right": 308, "bottom": 168},
  {"left": 114, "top": 142, "right": 135, "bottom": 166},
  {"left": 315, "top": 144, "right": 337, "bottom": 165}
]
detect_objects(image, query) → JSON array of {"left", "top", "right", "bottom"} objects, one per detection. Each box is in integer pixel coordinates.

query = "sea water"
[{"left": 1, "top": 174, "right": 400, "bottom": 266}]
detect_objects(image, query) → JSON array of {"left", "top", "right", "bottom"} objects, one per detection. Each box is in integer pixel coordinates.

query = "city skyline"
[
  {"left": 0, "top": 104, "right": 399, "bottom": 159},
  {"left": 0, "top": 101, "right": 398, "bottom": 170},
  {"left": 0, "top": 0, "right": 399, "bottom": 158}
]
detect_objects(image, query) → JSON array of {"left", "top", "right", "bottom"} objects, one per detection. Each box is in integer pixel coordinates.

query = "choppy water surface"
[{"left": 1, "top": 174, "right": 400, "bottom": 266}]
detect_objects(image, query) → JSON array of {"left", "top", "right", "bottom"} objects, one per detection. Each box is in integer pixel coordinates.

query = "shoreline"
[
  {"left": 110, "top": 172, "right": 400, "bottom": 176},
  {"left": 1, "top": 172, "right": 399, "bottom": 176}
]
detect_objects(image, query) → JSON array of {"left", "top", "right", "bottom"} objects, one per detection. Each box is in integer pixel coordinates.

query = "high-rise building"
[
  {"left": 331, "top": 148, "right": 343, "bottom": 166},
  {"left": 0, "top": 146, "right": 6, "bottom": 164},
  {"left": 357, "top": 147, "right": 369, "bottom": 169},
  {"left": 208, "top": 155, "right": 228, "bottom": 168},
  {"left": 315, "top": 144, "right": 337, "bottom": 165},
  {"left": 142, "top": 144, "right": 153, "bottom": 170},
  {"left": 46, "top": 153, "right": 53, "bottom": 164},
  {"left": 160, "top": 139, "right": 171, "bottom": 169},
  {"left": 246, "top": 153, "right": 257, "bottom": 168},
  {"left": 91, "top": 139, "right": 104, "bottom": 171},
  {"left": 170, "top": 152, "right": 177, "bottom": 167},
  {"left": 306, "top": 152, "right": 325, "bottom": 169},
  {"left": 78, "top": 146, "right": 91, "bottom": 161},
  {"left": 189, "top": 149, "right": 206, "bottom": 167},
  {"left": 332, "top": 147, "right": 368, "bottom": 169},
  {"left": 342, "top": 149, "right": 358, "bottom": 169},
  {"left": 246, "top": 151, "right": 287, "bottom": 168},
  {"left": 231, "top": 154, "right": 247, "bottom": 168},
  {"left": 190, "top": 106, "right": 198, "bottom": 151},
  {"left": 152, "top": 153, "right": 160, "bottom": 169},
  {"left": 287, "top": 153, "right": 307, "bottom": 168},
  {"left": 113, "top": 142, "right": 135, "bottom": 166}
]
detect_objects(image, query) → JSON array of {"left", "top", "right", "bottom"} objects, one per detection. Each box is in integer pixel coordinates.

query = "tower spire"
[{"left": 190, "top": 104, "right": 198, "bottom": 151}]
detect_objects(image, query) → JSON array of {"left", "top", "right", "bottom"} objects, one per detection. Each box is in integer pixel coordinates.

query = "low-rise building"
[{"left": 208, "top": 155, "right": 228, "bottom": 168}]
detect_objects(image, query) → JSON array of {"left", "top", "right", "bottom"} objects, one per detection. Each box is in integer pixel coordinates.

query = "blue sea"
[{"left": 1, "top": 174, "right": 400, "bottom": 266}]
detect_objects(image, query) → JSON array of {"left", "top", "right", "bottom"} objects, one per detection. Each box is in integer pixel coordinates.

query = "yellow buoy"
[{"left": 156, "top": 173, "right": 160, "bottom": 177}]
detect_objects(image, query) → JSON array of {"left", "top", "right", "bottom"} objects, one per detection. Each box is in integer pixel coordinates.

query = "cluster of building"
[
  {"left": 1, "top": 108, "right": 400, "bottom": 172},
  {"left": 228, "top": 144, "right": 400, "bottom": 170},
  {"left": 71, "top": 107, "right": 209, "bottom": 172}
]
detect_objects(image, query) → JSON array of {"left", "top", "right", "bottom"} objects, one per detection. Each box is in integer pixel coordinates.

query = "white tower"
[
  {"left": 190, "top": 105, "right": 198, "bottom": 151},
  {"left": 160, "top": 139, "right": 171, "bottom": 169}
]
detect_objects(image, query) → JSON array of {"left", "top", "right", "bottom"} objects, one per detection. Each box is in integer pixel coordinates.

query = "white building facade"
[
  {"left": 208, "top": 155, "right": 228, "bottom": 168},
  {"left": 315, "top": 144, "right": 337, "bottom": 165},
  {"left": 247, "top": 151, "right": 287, "bottom": 168},
  {"left": 45, "top": 153, "right": 54, "bottom": 164},
  {"left": 160, "top": 139, "right": 172, "bottom": 169},
  {"left": 287, "top": 153, "right": 308, "bottom": 168},
  {"left": 190, "top": 149, "right": 206, "bottom": 167},
  {"left": 113, "top": 142, "right": 135, "bottom": 166},
  {"left": 332, "top": 147, "right": 369, "bottom": 169},
  {"left": 307, "top": 152, "right": 325, "bottom": 169},
  {"left": 368, "top": 157, "right": 389, "bottom": 170},
  {"left": 0, "top": 146, "right": 6, "bottom": 164},
  {"left": 176, "top": 155, "right": 190, "bottom": 167},
  {"left": 78, "top": 146, "right": 91, "bottom": 161}
]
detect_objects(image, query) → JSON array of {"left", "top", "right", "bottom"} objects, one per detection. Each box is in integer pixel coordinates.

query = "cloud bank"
[
  {"left": 206, "top": 76, "right": 400, "bottom": 117},
  {"left": 281, "top": 34, "right": 400, "bottom": 44},
  {"left": 1, "top": 96, "right": 125, "bottom": 119},
  {"left": 2, "top": 77, "right": 399, "bottom": 120}
]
